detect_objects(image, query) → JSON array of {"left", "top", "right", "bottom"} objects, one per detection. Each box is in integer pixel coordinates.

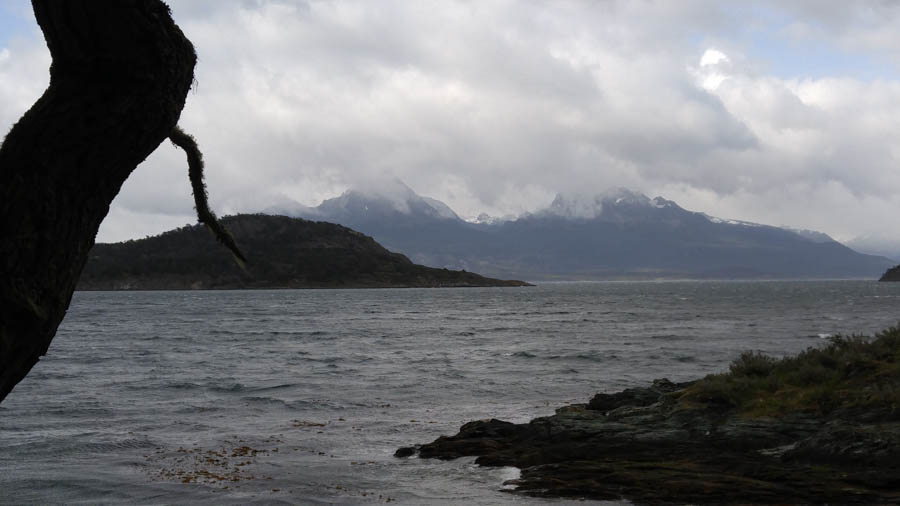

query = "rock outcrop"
[
  {"left": 399, "top": 328, "right": 900, "bottom": 504},
  {"left": 398, "top": 379, "right": 900, "bottom": 504}
]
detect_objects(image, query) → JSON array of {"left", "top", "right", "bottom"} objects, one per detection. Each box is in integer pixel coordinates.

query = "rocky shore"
[{"left": 397, "top": 330, "right": 900, "bottom": 504}]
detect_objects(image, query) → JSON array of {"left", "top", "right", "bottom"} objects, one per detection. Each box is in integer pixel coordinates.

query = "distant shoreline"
[
  {"left": 75, "top": 283, "right": 534, "bottom": 292},
  {"left": 531, "top": 277, "right": 880, "bottom": 283},
  {"left": 74, "top": 278, "right": 895, "bottom": 292}
]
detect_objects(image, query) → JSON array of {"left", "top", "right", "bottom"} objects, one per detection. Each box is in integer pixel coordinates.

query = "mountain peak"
[
  {"left": 650, "top": 196, "right": 677, "bottom": 209},
  {"left": 335, "top": 177, "right": 418, "bottom": 213},
  {"left": 470, "top": 212, "right": 515, "bottom": 225},
  {"left": 600, "top": 187, "right": 652, "bottom": 206},
  {"left": 544, "top": 188, "right": 661, "bottom": 219},
  {"left": 547, "top": 193, "right": 604, "bottom": 219},
  {"left": 317, "top": 178, "right": 460, "bottom": 221}
]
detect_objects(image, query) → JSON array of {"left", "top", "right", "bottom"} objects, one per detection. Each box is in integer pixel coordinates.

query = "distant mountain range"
[
  {"left": 267, "top": 181, "right": 894, "bottom": 280},
  {"left": 78, "top": 215, "right": 530, "bottom": 290},
  {"left": 845, "top": 236, "right": 900, "bottom": 262}
]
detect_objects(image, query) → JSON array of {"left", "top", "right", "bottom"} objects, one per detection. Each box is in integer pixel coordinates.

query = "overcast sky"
[{"left": 2, "top": 1, "right": 900, "bottom": 252}]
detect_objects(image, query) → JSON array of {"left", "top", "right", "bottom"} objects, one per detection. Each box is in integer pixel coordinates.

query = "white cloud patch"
[
  {"left": 700, "top": 48, "right": 730, "bottom": 66},
  {"left": 0, "top": 39, "right": 48, "bottom": 132},
  {"left": 1, "top": 0, "right": 900, "bottom": 252},
  {"left": 696, "top": 48, "right": 733, "bottom": 90}
]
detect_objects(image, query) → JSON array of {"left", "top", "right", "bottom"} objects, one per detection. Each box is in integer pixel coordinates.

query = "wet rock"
[
  {"left": 401, "top": 379, "right": 900, "bottom": 504},
  {"left": 417, "top": 419, "right": 519, "bottom": 460},
  {"left": 393, "top": 446, "right": 416, "bottom": 458},
  {"left": 586, "top": 377, "right": 687, "bottom": 412}
]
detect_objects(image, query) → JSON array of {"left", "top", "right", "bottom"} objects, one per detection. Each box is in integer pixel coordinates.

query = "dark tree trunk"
[{"left": 0, "top": 0, "right": 196, "bottom": 402}]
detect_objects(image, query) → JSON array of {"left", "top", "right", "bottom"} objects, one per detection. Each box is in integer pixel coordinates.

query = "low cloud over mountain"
[{"left": 271, "top": 182, "right": 893, "bottom": 280}]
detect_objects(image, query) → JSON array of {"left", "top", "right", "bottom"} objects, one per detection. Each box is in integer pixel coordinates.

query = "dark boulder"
[{"left": 587, "top": 377, "right": 687, "bottom": 411}]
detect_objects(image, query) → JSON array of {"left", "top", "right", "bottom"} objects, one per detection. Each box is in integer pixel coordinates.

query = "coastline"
[
  {"left": 398, "top": 328, "right": 900, "bottom": 504},
  {"left": 74, "top": 280, "right": 534, "bottom": 291}
]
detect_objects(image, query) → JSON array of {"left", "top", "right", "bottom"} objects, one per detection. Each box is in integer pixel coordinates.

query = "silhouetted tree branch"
[
  {"left": 169, "top": 126, "right": 247, "bottom": 266},
  {"left": 0, "top": 0, "right": 197, "bottom": 401}
]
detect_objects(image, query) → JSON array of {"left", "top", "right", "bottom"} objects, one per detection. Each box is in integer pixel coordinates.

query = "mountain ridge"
[{"left": 268, "top": 182, "right": 893, "bottom": 280}]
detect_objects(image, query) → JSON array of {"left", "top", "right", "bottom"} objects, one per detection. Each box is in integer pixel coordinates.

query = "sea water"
[{"left": 2, "top": 281, "right": 899, "bottom": 504}]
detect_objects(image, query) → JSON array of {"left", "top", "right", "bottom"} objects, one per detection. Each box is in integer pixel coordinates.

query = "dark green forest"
[{"left": 78, "top": 214, "right": 530, "bottom": 290}]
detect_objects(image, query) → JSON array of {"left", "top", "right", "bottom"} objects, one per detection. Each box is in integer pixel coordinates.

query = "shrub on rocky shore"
[
  {"left": 400, "top": 326, "right": 900, "bottom": 504},
  {"left": 679, "top": 327, "right": 900, "bottom": 418}
]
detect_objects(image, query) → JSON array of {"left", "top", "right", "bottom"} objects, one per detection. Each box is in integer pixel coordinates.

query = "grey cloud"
[{"left": 3, "top": 0, "right": 900, "bottom": 247}]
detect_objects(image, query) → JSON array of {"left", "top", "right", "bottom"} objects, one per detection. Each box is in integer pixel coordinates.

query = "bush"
[
  {"left": 677, "top": 326, "right": 900, "bottom": 418},
  {"left": 729, "top": 351, "right": 777, "bottom": 377}
]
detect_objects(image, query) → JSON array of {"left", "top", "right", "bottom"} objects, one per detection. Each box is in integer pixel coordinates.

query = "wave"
[
  {"left": 81, "top": 438, "right": 157, "bottom": 452},
  {"left": 174, "top": 404, "right": 221, "bottom": 414},
  {"left": 244, "top": 383, "right": 299, "bottom": 393},
  {"left": 210, "top": 382, "right": 245, "bottom": 393},
  {"left": 239, "top": 396, "right": 289, "bottom": 406},
  {"left": 166, "top": 381, "right": 201, "bottom": 390},
  {"left": 291, "top": 356, "right": 343, "bottom": 364},
  {"left": 270, "top": 330, "right": 329, "bottom": 337},
  {"left": 505, "top": 350, "right": 614, "bottom": 363},
  {"left": 574, "top": 352, "right": 614, "bottom": 362}
]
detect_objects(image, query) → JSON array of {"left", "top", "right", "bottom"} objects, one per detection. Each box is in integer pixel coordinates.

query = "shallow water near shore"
[{"left": 2, "top": 281, "right": 899, "bottom": 504}]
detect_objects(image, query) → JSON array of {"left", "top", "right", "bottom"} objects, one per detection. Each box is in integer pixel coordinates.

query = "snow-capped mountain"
[
  {"left": 469, "top": 213, "right": 516, "bottom": 225},
  {"left": 783, "top": 227, "right": 836, "bottom": 244},
  {"left": 541, "top": 188, "right": 679, "bottom": 219},
  {"left": 267, "top": 182, "right": 893, "bottom": 280},
  {"left": 320, "top": 181, "right": 459, "bottom": 221},
  {"left": 538, "top": 188, "right": 686, "bottom": 223},
  {"left": 701, "top": 214, "right": 765, "bottom": 227},
  {"left": 267, "top": 179, "right": 461, "bottom": 225}
]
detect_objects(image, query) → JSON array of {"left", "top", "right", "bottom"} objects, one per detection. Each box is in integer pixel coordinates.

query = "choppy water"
[{"left": 2, "top": 281, "right": 899, "bottom": 505}]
